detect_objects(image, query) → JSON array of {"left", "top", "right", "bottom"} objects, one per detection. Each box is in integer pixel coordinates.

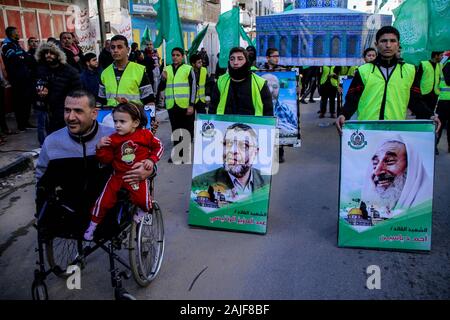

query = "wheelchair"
[{"left": 31, "top": 173, "right": 164, "bottom": 300}]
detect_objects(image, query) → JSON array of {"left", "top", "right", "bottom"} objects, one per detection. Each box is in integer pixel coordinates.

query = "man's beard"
[
  {"left": 223, "top": 151, "right": 251, "bottom": 178},
  {"left": 372, "top": 172, "right": 407, "bottom": 209},
  {"left": 224, "top": 162, "right": 251, "bottom": 178},
  {"left": 46, "top": 58, "right": 58, "bottom": 66}
]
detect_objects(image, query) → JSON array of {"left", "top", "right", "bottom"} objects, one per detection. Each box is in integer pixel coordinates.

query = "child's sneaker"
[
  {"left": 134, "top": 208, "right": 146, "bottom": 223},
  {"left": 83, "top": 221, "right": 98, "bottom": 241}
]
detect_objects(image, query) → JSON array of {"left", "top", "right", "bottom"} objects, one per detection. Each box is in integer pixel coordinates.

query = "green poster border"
[
  {"left": 337, "top": 121, "right": 435, "bottom": 251},
  {"left": 197, "top": 113, "right": 277, "bottom": 126},
  {"left": 188, "top": 185, "right": 271, "bottom": 234},
  {"left": 190, "top": 114, "right": 276, "bottom": 234},
  {"left": 344, "top": 120, "right": 435, "bottom": 132}
]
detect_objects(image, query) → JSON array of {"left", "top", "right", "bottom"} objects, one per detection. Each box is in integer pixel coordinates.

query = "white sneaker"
[
  {"left": 134, "top": 209, "right": 146, "bottom": 223},
  {"left": 83, "top": 221, "right": 98, "bottom": 241}
]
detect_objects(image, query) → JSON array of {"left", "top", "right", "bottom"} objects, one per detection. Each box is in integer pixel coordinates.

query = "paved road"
[{"left": 1, "top": 101, "right": 449, "bottom": 300}]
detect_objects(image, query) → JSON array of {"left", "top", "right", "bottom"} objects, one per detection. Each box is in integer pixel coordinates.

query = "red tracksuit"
[{"left": 91, "top": 128, "right": 163, "bottom": 224}]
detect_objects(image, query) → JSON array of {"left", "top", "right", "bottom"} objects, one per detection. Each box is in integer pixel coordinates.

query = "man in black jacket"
[
  {"left": 210, "top": 47, "right": 273, "bottom": 116},
  {"left": 35, "top": 90, "right": 155, "bottom": 234},
  {"left": 98, "top": 39, "right": 113, "bottom": 70},
  {"left": 1, "top": 26, "right": 35, "bottom": 131},
  {"left": 35, "top": 42, "right": 82, "bottom": 133}
]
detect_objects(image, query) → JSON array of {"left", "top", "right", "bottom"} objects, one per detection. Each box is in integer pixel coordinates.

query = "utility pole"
[{"left": 97, "top": 0, "right": 106, "bottom": 47}]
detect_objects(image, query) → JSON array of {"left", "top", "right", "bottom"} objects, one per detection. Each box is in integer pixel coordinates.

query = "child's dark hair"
[{"left": 112, "top": 102, "right": 148, "bottom": 128}]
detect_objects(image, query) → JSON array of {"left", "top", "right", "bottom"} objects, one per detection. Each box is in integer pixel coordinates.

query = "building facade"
[
  {"left": 256, "top": 0, "right": 391, "bottom": 66},
  {"left": 0, "top": 0, "right": 100, "bottom": 52}
]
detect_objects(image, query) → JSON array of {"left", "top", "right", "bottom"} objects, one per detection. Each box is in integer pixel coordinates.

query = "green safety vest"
[
  {"left": 420, "top": 60, "right": 441, "bottom": 95},
  {"left": 165, "top": 64, "right": 192, "bottom": 109},
  {"left": 101, "top": 62, "right": 145, "bottom": 106},
  {"left": 320, "top": 66, "right": 338, "bottom": 87},
  {"left": 357, "top": 62, "right": 416, "bottom": 120},
  {"left": 439, "top": 61, "right": 450, "bottom": 101},
  {"left": 216, "top": 73, "right": 266, "bottom": 116},
  {"left": 195, "top": 67, "right": 207, "bottom": 103},
  {"left": 250, "top": 66, "right": 259, "bottom": 71},
  {"left": 347, "top": 66, "right": 358, "bottom": 77}
]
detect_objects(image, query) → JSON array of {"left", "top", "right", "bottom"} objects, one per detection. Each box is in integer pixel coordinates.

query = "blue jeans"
[{"left": 36, "top": 110, "right": 49, "bottom": 146}]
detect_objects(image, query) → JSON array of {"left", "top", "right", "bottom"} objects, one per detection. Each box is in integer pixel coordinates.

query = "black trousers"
[
  {"left": 168, "top": 106, "right": 195, "bottom": 159},
  {"left": 320, "top": 84, "right": 337, "bottom": 114},
  {"left": 11, "top": 83, "right": 32, "bottom": 130},
  {"left": 436, "top": 100, "right": 450, "bottom": 148},
  {"left": 423, "top": 92, "right": 439, "bottom": 112}
]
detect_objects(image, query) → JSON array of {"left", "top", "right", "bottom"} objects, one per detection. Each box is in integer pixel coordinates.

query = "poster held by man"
[
  {"left": 257, "top": 71, "right": 301, "bottom": 146},
  {"left": 188, "top": 114, "right": 277, "bottom": 234},
  {"left": 338, "top": 121, "right": 435, "bottom": 251}
]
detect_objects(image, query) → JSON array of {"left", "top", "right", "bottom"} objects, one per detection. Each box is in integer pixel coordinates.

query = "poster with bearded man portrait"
[
  {"left": 338, "top": 121, "right": 435, "bottom": 251},
  {"left": 188, "top": 114, "right": 277, "bottom": 234}
]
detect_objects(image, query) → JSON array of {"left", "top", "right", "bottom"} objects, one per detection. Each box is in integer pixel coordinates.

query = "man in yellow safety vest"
[
  {"left": 159, "top": 47, "right": 197, "bottom": 163},
  {"left": 98, "top": 35, "right": 154, "bottom": 108},
  {"left": 336, "top": 26, "right": 440, "bottom": 134},
  {"left": 418, "top": 51, "right": 444, "bottom": 112}
]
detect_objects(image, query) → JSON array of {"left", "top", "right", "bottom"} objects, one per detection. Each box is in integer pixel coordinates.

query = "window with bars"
[{"left": 313, "top": 36, "right": 324, "bottom": 56}]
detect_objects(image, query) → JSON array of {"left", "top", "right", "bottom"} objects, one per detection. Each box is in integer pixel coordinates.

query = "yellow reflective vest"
[
  {"left": 216, "top": 73, "right": 266, "bottom": 116},
  {"left": 420, "top": 60, "right": 441, "bottom": 95},
  {"left": 195, "top": 67, "right": 207, "bottom": 104},
  {"left": 320, "top": 66, "right": 338, "bottom": 87},
  {"left": 101, "top": 62, "right": 146, "bottom": 106},
  {"left": 357, "top": 62, "right": 416, "bottom": 120},
  {"left": 165, "top": 64, "right": 192, "bottom": 109},
  {"left": 439, "top": 61, "right": 450, "bottom": 101}
]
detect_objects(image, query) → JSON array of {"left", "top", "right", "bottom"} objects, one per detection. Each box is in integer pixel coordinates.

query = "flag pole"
[{"left": 163, "top": 39, "right": 167, "bottom": 68}]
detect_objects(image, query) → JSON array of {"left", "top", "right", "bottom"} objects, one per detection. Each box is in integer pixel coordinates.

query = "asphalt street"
[{"left": 0, "top": 100, "right": 449, "bottom": 300}]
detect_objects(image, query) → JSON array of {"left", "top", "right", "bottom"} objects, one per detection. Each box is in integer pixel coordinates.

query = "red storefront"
[{"left": 0, "top": 0, "right": 75, "bottom": 49}]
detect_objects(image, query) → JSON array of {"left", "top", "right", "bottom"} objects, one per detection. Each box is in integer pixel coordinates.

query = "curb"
[
  {"left": 0, "top": 149, "right": 40, "bottom": 179},
  {"left": 0, "top": 154, "right": 34, "bottom": 179}
]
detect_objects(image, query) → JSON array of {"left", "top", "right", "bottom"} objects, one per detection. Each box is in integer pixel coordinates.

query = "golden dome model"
[
  {"left": 348, "top": 208, "right": 362, "bottom": 216},
  {"left": 197, "top": 191, "right": 210, "bottom": 198}
]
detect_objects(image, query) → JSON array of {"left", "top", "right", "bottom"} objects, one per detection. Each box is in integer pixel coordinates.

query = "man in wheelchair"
[{"left": 35, "top": 89, "right": 157, "bottom": 240}]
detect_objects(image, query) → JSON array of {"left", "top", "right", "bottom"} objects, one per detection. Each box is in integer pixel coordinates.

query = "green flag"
[
  {"left": 187, "top": 25, "right": 209, "bottom": 59},
  {"left": 284, "top": 3, "right": 294, "bottom": 11},
  {"left": 140, "top": 25, "right": 151, "bottom": 48},
  {"left": 427, "top": 0, "right": 450, "bottom": 51},
  {"left": 239, "top": 24, "right": 254, "bottom": 47},
  {"left": 393, "top": 0, "right": 430, "bottom": 65},
  {"left": 153, "top": 0, "right": 184, "bottom": 64},
  {"left": 216, "top": 7, "right": 240, "bottom": 68}
]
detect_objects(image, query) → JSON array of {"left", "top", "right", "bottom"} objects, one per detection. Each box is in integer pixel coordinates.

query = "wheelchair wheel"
[
  {"left": 45, "top": 238, "right": 84, "bottom": 278},
  {"left": 31, "top": 280, "right": 48, "bottom": 300},
  {"left": 129, "top": 202, "right": 165, "bottom": 287}
]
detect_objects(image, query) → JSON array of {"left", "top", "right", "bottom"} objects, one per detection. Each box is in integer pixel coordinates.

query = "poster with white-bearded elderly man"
[{"left": 338, "top": 121, "right": 435, "bottom": 251}]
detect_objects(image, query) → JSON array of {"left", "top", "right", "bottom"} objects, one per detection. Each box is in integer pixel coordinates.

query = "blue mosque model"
[{"left": 256, "top": 0, "right": 392, "bottom": 66}]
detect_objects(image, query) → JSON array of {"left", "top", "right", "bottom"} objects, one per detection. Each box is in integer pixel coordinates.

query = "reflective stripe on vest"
[
  {"left": 195, "top": 67, "right": 207, "bottom": 103},
  {"left": 101, "top": 62, "right": 145, "bottom": 106},
  {"left": 165, "top": 64, "right": 192, "bottom": 109},
  {"left": 420, "top": 60, "right": 440, "bottom": 95},
  {"left": 357, "top": 63, "right": 416, "bottom": 120},
  {"left": 439, "top": 61, "right": 450, "bottom": 101},
  {"left": 216, "top": 73, "right": 265, "bottom": 116},
  {"left": 320, "top": 66, "right": 338, "bottom": 87}
]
